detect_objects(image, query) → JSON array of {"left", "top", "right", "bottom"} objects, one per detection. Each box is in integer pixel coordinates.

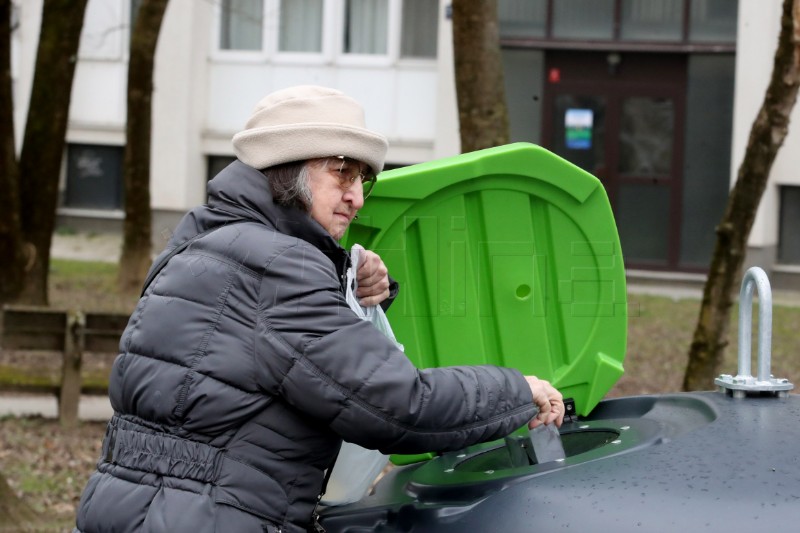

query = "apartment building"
[{"left": 10, "top": 0, "right": 800, "bottom": 287}]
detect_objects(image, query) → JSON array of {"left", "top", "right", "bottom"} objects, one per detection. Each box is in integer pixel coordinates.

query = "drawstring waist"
[
  {"left": 100, "top": 415, "right": 304, "bottom": 530},
  {"left": 103, "top": 420, "right": 223, "bottom": 484}
]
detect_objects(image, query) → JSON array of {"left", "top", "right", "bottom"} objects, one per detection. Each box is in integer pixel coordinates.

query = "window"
[
  {"left": 552, "top": 0, "right": 615, "bottom": 40},
  {"left": 689, "top": 0, "right": 738, "bottom": 42},
  {"left": 498, "top": 0, "right": 738, "bottom": 45},
  {"left": 620, "top": 0, "right": 683, "bottom": 42},
  {"left": 498, "top": 0, "right": 547, "bottom": 39},
  {"left": 64, "top": 144, "right": 124, "bottom": 210},
  {"left": 213, "top": 0, "right": 443, "bottom": 60},
  {"left": 130, "top": 0, "right": 142, "bottom": 28},
  {"left": 207, "top": 156, "right": 236, "bottom": 182},
  {"left": 401, "top": 0, "right": 439, "bottom": 58},
  {"left": 680, "top": 55, "right": 734, "bottom": 268},
  {"left": 220, "top": 0, "right": 264, "bottom": 51},
  {"left": 279, "top": 0, "right": 324, "bottom": 53},
  {"left": 130, "top": 0, "right": 142, "bottom": 45},
  {"left": 778, "top": 187, "right": 800, "bottom": 264},
  {"left": 344, "top": 0, "right": 389, "bottom": 55}
]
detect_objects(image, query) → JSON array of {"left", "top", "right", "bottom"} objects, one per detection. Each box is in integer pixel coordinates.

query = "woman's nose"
[{"left": 343, "top": 182, "right": 365, "bottom": 208}]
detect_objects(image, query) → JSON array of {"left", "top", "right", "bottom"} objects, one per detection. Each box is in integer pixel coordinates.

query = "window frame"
[
  {"left": 777, "top": 185, "right": 800, "bottom": 266},
  {"left": 270, "top": 0, "right": 335, "bottom": 65},
  {"left": 335, "top": 0, "right": 399, "bottom": 67},
  {"left": 210, "top": 0, "right": 270, "bottom": 63},
  {"left": 63, "top": 143, "right": 125, "bottom": 212},
  {"left": 498, "top": 0, "right": 738, "bottom": 52},
  {"left": 210, "top": 0, "right": 438, "bottom": 65},
  {"left": 397, "top": 0, "right": 440, "bottom": 63}
]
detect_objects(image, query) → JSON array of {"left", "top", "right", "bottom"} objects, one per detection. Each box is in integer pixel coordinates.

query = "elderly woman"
[{"left": 74, "top": 85, "right": 563, "bottom": 533}]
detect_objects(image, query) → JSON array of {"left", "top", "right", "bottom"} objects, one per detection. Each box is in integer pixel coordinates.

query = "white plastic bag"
[
  {"left": 343, "top": 243, "right": 403, "bottom": 352},
  {"left": 320, "top": 244, "right": 402, "bottom": 506}
]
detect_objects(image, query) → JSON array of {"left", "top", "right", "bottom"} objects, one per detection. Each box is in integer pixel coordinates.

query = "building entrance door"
[{"left": 543, "top": 51, "right": 686, "bottom": 270}]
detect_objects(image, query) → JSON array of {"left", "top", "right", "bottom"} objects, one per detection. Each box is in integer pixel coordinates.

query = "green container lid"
[{"left": 344, "top": 142, "right": 626, "bottom": 421}]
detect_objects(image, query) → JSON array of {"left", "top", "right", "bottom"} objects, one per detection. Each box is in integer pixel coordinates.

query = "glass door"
[{"left": 543, "top": 51, "right": 686, "bottom": 270}]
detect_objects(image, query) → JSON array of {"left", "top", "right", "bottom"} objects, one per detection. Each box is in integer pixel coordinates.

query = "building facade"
[{"left": 10, "top": 0, "right": 800, "bottom": 287}]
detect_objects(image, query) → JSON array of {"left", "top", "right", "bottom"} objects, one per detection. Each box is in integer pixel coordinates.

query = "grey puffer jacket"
[{"left": 74, "top": 161, "right": 537, "bottom": 533}]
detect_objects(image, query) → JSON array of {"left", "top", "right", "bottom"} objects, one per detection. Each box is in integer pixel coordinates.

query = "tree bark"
[
  {"left": 117, "top": 0, "right": 170, "bottom": 294},
  {"left": 0, "top": 0, "right": 28, "bottom": 303},
  {"left": 683, "top": 0, "right": 800, "bottom": 391},
  {"left": 0, "top": 2, "right": 55, "bottom": 505},
  {"left": 452, "top": 0, "right": 510, "bottom": 153},
  {"left": 17, "top": 0, "right": 89, "bottom": 305}
]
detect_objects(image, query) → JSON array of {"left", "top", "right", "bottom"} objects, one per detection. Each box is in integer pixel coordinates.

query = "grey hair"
[{"left": 261, "top": 161, "right": 314, "bottom": 212}]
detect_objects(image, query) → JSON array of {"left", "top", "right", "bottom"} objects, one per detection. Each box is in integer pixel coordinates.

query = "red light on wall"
[{"left": 548, "top": 68, "right": 561, "bottom": 83}]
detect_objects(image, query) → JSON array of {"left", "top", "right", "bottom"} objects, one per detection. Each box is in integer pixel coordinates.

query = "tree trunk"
[
  {"left": 683, "top": 0, "right": 800, "bottom": 391},
  {"left": 0, "top": 471, "right": 40, "bottom": 531},
  {"left": 452, "top": 0, "right": 510, "bottom": 153},
  {"left": 118, "top": 0, "right": 170, "bottom": 294},
  {"left": 0, "top": 0, "right": 55, "bottom": 494},
  {"left": 17, "top": 0, "right": 89, "bottom": 305},
  {"left": 0, "top": 0, "right": 28, "bottom": 303}
]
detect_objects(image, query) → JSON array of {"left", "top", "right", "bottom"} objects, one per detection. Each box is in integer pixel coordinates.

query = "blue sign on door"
[{"left": 565, "top": 108, "right": 593, "bottom": 150}]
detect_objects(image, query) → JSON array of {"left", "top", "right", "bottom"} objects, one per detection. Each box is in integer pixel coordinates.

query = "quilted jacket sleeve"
[{"left": 254, "top": 242, "right": 538, "bottom": 455}]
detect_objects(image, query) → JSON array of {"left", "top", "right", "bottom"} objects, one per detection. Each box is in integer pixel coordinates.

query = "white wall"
[
  {"left": 434, "top": 0, "right": 460, "bottom": 159},
  {"left": 149, "top": 0, "right": 209, "bottom": 213},
  {"left": 732, "top": 0, "right": 800, "bottom": 249},
  {"left": 204, "top": 61, "right": 441, "bottom": 167},
  {"left": 12, "top": 0, "right": 44, "bottom": 151},
  {"left": 70, "top": 0, "right": 128, "bottom": 135}
]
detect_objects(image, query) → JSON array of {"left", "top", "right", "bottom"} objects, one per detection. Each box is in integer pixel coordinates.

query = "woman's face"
[{"left": 307, "top": 157, "right": 368, "bottom": 240}]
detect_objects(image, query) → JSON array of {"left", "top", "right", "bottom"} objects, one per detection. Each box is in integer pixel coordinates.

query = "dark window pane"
[
  {"left": 279, "top": 0, "right": 322, "bottom": 52},
  {"left": 207, "top": 155, "right": 236, "bottom": 182},
  {"left": 344, "top": 0, "right": 388, "bottom": 54},
  {"left": 220, "top": 0, "right": 263, "bottom": 51},
  {"left": 680, "top": 54, "right": 734, "bottom": 268},
  {"left": 502, "top": 49, "right": 544, "bottom": 144},
  {"left": 619, "top": 97, "right": 674, "bottom": 176},
  {"left": 65, "top": 144, "right": 123, "bottom": 210},
  {"left": 401, "top": 0, "right": 438, "bottom": 58},
  {"left": 552, "top": 0, "right": 614, "bottom": 40},
  {"left": 690, "top": 0, "right": 738, "bottom": 42},
  {"left": 130, "top": 0, "right": 142, "bottom": 28},
  {"left": 779, "top": 187, "right": 800, "bottom": 264},
  {"left": 621, "top": 0, "right": 683, "bottom": 42},
  {"left": 617, "top": 183, "right": 671, "bottom": 263},
  {"left": 498, "top": 0, "right": 547, "bottom": 39}
]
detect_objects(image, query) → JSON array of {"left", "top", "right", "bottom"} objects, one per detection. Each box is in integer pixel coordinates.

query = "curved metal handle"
[
  {"left": 738, "top": 266, "right": 772, "bottom": 382},
  {"left": 715, "top": 266, "right": 792, "bottom": 397}
]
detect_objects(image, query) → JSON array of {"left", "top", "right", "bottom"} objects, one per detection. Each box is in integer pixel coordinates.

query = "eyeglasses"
[{"left": 326, "top": 156, "right": 377, "bottom": 199}]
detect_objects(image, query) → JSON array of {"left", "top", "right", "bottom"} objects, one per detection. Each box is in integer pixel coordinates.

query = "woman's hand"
[
  {"left": 356, "top": 249, "right": 390, "bottom": 306},
  {"left": 524, "top": 376, "right": 565, "bottom": 429}
]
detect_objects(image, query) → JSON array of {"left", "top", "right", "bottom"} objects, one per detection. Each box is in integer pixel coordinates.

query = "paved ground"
[
  {"left": 51, "top": 231, "right": 122, "bottom": 263},
  {"left": 0, "top": 392, "right": 112, "bottom": 421}
]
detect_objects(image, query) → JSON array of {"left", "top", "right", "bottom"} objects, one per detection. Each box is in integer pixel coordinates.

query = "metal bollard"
[{"left": 715, "top": 267, "right": 794, "bottom": 398}]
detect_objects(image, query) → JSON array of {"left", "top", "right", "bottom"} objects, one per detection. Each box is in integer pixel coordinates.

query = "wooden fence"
[{"left": 0, "top": 305, "right": 128, "bottom": 426}]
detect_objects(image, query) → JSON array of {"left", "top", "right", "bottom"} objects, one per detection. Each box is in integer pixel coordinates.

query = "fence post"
[{"left": 59, "top": 309, "right": 85, "bottom": 427}]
